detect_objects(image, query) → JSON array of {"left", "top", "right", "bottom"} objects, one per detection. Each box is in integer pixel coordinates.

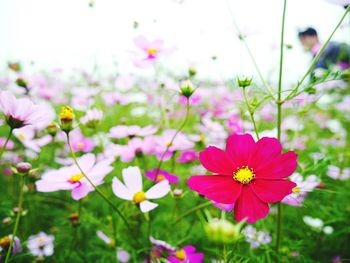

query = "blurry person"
[{"left": 298, "top": 27, "right": 350, "bottom": 71}]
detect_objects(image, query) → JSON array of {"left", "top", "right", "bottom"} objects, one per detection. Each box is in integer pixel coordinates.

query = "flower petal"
[
  {"left": 250, "top": 179, "right": 296, "bottom": 203},
  {"left": 140, "top": 200, "right": 158, "bottom": 213},
  {"left": 112, "top": 177, "right": 133, "bottom": 200},
  {"left": 234, "top": 186, "right": 269, "bottom": 223},
  {"left": 187, "top": 175, "right": 242, "bottom": 204},
  {"left": 71, "top": 184, "right": 92, "bottom": 200},
  {"left": 199, "top": 146, "right": 236, "bottom": 175},
  {"left": 255, "top": 151, "right": 298, "bottom": 180},
  {"left": 145, "top": 180, "right": 170, "bottom": 199},
  {"left": 226, "top": 133, "right": 255, "bottom": 167},
  {"left": 122, "top": 166, "right": 142, "bottom": 193},
  {"left": 248, "top": 137, "right": 282, "bottom": 169}
]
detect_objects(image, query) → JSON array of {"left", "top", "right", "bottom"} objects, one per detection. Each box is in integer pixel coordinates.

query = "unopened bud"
[
  {"left": 59, "top": 106, "right": 74, "bottom": 133},
  {"left": 237, "top": 77, "right": 253, "bottom": 88},
  {"left": 47, "top": 122, "right": 59, "bottom": 136},
  {"left": 180, "top": 80, "right": 195, "bottom": 98},
  {"left": 16, "top": 162, "right": 32, "bottom": 174}
]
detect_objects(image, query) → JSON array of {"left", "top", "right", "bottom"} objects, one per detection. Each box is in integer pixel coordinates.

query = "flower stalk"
[
  {"left": 4, "top": 174, "right": 25, "bottom": 263},
  {"left": 0, "top": 128, "right": 13, "bottom": 160}
]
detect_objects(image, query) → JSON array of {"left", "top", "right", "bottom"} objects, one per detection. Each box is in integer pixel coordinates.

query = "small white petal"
[
  {"left": 140, "top": 200, "right": 158, "bottom": 213},
  {"left": 145, "top": 180, "right": 170, "bottom": 199},
  {"left": 122, "top": 166, "right": 142, "bottom": 193},
  {"left": 112, "top": 177, "right": 133, "bottom": 200}
]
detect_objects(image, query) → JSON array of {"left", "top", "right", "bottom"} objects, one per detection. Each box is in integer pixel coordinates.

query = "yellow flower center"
[
  {"left": 166, "top": 141, "right": 173, "bottom": 147},
  {"left": 133, "top": 191, "right": 146, "bottom": 204},
  {"left": 69, "top": 173, "right": 84, "bottom": 183},
  {"left": 175, "top": 249, "right": 186, "bottom": 260},
  {"left": 156, "top": 174, "right": 165, "bottom": 181},
  {"left": 292, "top": 187, "right": 300, "bottom": 193},
  {"left": 60, "top": 106, "right": 74, "bottom": 122},
  {"left": 0, "top": 236, "right": 11, "bottom": 248},
  {"left": 147, "top": 48, "right": 158, "bottom": 55},
  {"left": 18, "top": 133, "right": 26, "bottom": 140},
  {"left": 233, "top": 167, "right": 255, "bottom": 184}
]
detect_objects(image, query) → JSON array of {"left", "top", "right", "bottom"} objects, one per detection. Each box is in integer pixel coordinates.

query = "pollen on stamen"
[{"left": 233, "top": 166, "right": 255, "bottom": 184}]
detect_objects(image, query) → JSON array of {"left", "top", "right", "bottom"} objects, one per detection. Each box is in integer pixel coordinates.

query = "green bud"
[{"left": 237, "top": 76, "right": 253, "bottom": 88}]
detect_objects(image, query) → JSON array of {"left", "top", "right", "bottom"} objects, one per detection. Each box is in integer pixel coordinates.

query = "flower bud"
[
  {"left": 173, "top": 188, "right": 183, "bottom": 198},
  {"left": 237, "top": 77, "right": 253, "bottom": 88},
  {"left": 180, "top": 80, "right": 195, "bottom": 98},
  {"left": 47, "top": 122, "right": 59, "bottom": 136},
  {"left": 16, "top": 162, "right": 32, "bottom": 174},
  {"left": 15, "top": 78, "right": 28, "bottom": 89},
  {"left": 59, "top": 106, "right": 74, "bottom": 133},
  {"left": 205, "top": 218, "right": 243, "bottom": 243},
  {"left": 188, "top": 67, "right": 197, "bottom": 78}
]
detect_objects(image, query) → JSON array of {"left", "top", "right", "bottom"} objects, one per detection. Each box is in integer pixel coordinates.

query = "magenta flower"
[
  {"left": 36, "top": 154, "right": 113, "bottom": 200},
  {"left": 187, "top": 133, "right": 297, "bottom": 223},
  {"left": 167, "top": 245, "right": 204, "bottom": 263},
  {"left": 0, "top": 91, "right": 50, "bottom": 129},
  {"left": 177, "top": 150, "right": 198, "bottom": 164},
  {"left": 145, "top": 168, "right": 179, "bottom": 184}
]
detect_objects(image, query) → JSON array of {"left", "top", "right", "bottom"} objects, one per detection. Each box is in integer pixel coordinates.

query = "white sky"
[{"left": 0, "top": 0, "right": 348, "bottom": 87}]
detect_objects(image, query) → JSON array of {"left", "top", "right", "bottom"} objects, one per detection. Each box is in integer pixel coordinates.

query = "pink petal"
[
  {"left": 250, "top": 179, "right": 296, "bottom": 203},
  {"left": 234, "top": 186, "right": 269, "bottom": 223},
  {"left": 187, "top": 175, "right": 242, "bottom": 204},
  {"left": 226, "top": 133, "right": 255, "bottom": 167},
  {"left": 199, "top": 146, "right": 236, "bottom": 175},
  {"left": 255, "top": 151, "right": 298, "bottom": 180},
  {"left": 71, "top": 184, "right": 91, "bottom": 200},
  {"left": 248, "top": 137, "right": 282, "bottom": 169}
]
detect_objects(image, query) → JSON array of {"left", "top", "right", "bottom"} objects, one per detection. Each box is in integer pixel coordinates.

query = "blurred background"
[{"left": 0, "top": 0, "right": 348, "bottom": 87}]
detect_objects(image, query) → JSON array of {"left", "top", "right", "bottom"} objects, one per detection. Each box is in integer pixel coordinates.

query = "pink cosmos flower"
[
  {"left": 327, "top": 165, "right": 350, "bottom": 180},
  {"left": 109, "top": 125, "right": 157, "bottom": 139},
  {"left": 177, "top": 150, "right": 198, "bottom": 163},
  {"left": 145, "top": 168, "right": 179, "bottom": 184},
  {"left": 36, "top": 154, "right": 113, "bottom": 200},
  {"left": 179, "top": 94, "right": 201, "bottom": 106},
  {"left": 68, "top": 129, "right": 95, "bottom": 153},
  {"left": 132, "top": 36, "right": 173, "bottom": 68},
  {"left": 27, "top": 232, "right": 54, "bottom": 257},
  {"left": 102, "top": 92, "right": 129, "bottom": 106},
  {"left": 13, "top": 126, "right": 51, "bottom": 153},
  {"left": 282, "top": 173, "right": 320, "bottom": 207},
  {"left": 80, "top": 109, "right": 103, "bottom": 127},
  {"left": 0, "top": 137, "right": 14, "bottom": 150},
  {"left": 0, "top": 91, "right": 50, "bottom": 129},
  {"left": 154, "top": 130, "right": 194, "bottom": 161},
  {"left": 187, "top": 133, "right": 297, "bottom": 223},
  {"left": 112, "top": 166, "right": 170, "bottom": 213},
  {"left": 167, "top": 245, "right": 204, "bottom": 263}
]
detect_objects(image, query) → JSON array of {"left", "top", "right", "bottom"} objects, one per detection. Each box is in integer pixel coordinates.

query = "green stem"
[
  {"left": 66, "top": 133, "right": 132, "bottom": 233},
  {"left": 4, "top": 175, "right": 25, "bottom": 263},
  {"left": 173, "top": 201, "right": 212, "bottom": 224},
  {"left": 225, "top": 0, "right": 276, "bottom": 101},
  {"left": 242, "top": 87, "right": 260, "bottom": 139},
  {"left": 155, "top": 98, "right": 190, "bottom": 177},
  {"left": 0, "top": 128, "right": 13, "bottom": 160},
  {"left": 285, "top": 5, "right": 350, "bottom": 101},
  {"left": 275, "top": 0, "right": 287, "bottom": 255}
]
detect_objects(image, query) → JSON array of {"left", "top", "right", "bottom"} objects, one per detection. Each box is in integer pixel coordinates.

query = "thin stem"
[
  {"left": 173, "top": 201, "right": 212, "bottom": 224},
  {"left": 285, "top": 5, "right": 350, "bottom": 101},
  {"left": 0, "top": 128, "right": 13, "bottom": 160},
  {"left": 275, "top": 0, "right": 287, "bottom": 255},
  {"left": 242, "top": 87, "right": 260, "bottom": 139},
  {"left": 225, "top": 0, "right": 276, "bottom": 101},
  {"left": 4, "top": 175, "right": 25, "bottom": 263},
  {"left": 66, "top": 133, "right": 132, "bottom": 233},
  {"left": 155, "top": 98, "right": 190, "bottom": 177}
]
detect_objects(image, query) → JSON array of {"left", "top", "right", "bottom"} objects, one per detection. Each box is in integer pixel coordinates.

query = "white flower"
[
  {"left": 27, "top": 232, "right": 54, "bottom": 257},
  {"left": 80, "top": 109, "right": 103, "bottom": 127},
  {"left": 242, "top": 226, "right": 271, "bottom": 248},
  {"left": 303, "top": 216, "right": 324, "bottom": 230},
  {"left": 327, "top": 165, "right": 350, "bottom": 180},
  {"left": 112, "top": 166, "right": 170, "bottom": 213},
  {"left": 323, "top": 226, "right": 334, "bottom": 235}
]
